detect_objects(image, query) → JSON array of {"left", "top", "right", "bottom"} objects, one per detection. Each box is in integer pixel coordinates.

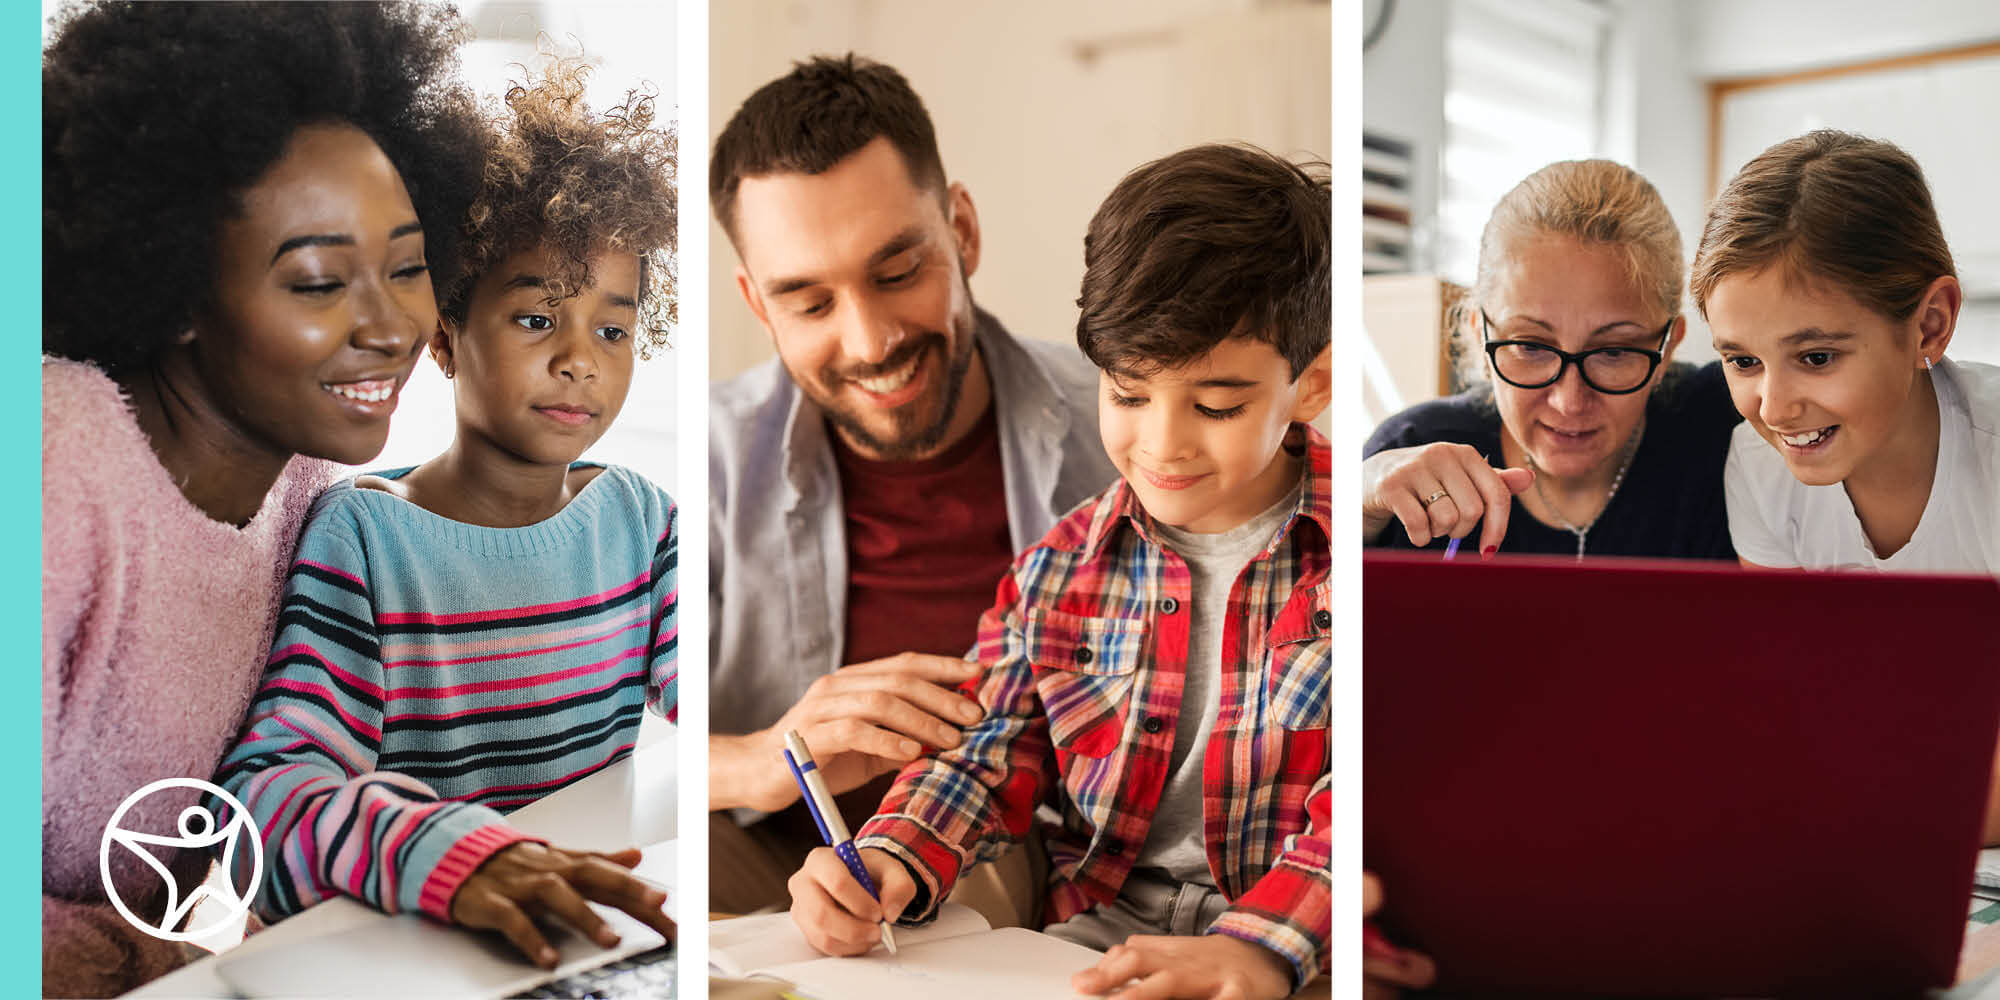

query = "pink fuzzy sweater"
[{"left": 41, "top": 360, "right": 332, "bottom": 998}]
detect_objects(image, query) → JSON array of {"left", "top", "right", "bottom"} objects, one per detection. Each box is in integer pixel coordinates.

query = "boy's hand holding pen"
[{"left": 783, "top": 730, "right": 920, "bottom": 958}]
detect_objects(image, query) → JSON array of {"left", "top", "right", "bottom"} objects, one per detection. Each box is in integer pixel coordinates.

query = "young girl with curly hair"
[
  {"left": 213, "top": 62, "right": 681, "bottom": 967},
  {"left": 41, "top": 4, "right": 486, "bottom": 994}
]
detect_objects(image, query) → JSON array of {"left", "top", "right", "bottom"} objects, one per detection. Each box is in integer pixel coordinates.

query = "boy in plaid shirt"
[{"left": 789, "top": 143, "right": 1331, "bottom": 999}]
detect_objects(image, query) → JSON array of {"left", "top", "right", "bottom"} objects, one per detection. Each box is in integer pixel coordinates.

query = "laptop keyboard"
[{"left": 510, "top": 944, "right": 677, "bottom": 999}]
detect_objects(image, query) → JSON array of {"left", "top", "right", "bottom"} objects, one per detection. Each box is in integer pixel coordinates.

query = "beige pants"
[{"left": 706, "top": 810, "right": 1045, "bottom": 930}]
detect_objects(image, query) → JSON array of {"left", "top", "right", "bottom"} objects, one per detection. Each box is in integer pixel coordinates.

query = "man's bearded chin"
[{"left": 816, "top": 298, "right": 979, "bottom": 461}]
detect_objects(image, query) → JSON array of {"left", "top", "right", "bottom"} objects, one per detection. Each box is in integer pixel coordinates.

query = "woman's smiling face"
[
  {"left": 1483, "top": 234, "right": 1681, "bottom": 483},
  {"left": 194, "top": 122, "right": 435, "bottom": 465}
]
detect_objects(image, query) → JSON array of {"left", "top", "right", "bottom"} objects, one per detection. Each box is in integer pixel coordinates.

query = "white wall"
[
  {"left": 1361, "top": 0, "right": 1447, "bottom": 275},
  {"left": 1603, "top": 0, "right": 1715, "bottom": 362},
  {"left": 1686, "top": 0, "right": 2000, "bottom": 79},
  {"left": 708, "top": 0, "right": 1332, "bottom": 381}
]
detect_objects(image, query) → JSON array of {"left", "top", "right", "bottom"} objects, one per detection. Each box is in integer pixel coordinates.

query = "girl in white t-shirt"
[{"left": 1693, "top": 130, "right": 2000, "bottom": 577}]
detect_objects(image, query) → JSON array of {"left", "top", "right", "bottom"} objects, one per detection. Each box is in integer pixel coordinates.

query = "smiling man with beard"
[{"left": 706, "top": 55, "right": 1116, "bottom": 913}]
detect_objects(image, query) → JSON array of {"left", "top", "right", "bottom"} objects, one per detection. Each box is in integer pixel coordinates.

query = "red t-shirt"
[{"left": 832, "top": 406, "right": 1014, "bottom": 667}]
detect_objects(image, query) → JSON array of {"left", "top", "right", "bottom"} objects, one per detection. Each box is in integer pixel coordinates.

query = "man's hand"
[
  {"left": 449, "top": 843, "right": 674, "bottom": 969},
  {"left": 1072, "top": 934, "right": 1295, "bottom": 1000},
  {"left": 787, "top": 846, "right": 917, "bottom": 956},
  {"left": 709, "top": 652, "right": 985, "bottom": 812}
]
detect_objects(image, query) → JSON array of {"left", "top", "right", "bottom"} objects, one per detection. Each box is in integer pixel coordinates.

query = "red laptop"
[{"left": 1365, "top": 552, "right": 2000, "bottom": 997}]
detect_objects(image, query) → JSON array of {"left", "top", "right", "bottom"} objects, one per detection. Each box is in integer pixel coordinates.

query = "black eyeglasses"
[{"left": 1480, "top": 311, "right": 1672, "bottom": 395}]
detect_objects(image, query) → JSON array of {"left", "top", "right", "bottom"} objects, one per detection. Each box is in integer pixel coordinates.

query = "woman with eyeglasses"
[{"left": 1362, "top": 159, "right": 1740, "bottom": 561}]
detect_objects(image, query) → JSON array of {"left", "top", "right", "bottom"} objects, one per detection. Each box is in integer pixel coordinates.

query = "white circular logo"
[{"left": 98, "top": 777, "right": 264, "bottom": 942}]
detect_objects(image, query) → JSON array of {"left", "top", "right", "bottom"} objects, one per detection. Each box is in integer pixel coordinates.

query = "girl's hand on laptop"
[
  {"left": 1363, "top": 443, "right": 1533, "bottom": 556},
  {"left": 450, "top": 843, "right": 675, "bottom": 969},
  {"left": 788, "top": 846, "right": 916, "bottom": 956},
  {"left": 1071, "top": 933, "right": 1293, "bottom": 999}
]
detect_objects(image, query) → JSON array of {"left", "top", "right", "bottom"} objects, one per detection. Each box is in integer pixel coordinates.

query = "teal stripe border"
[{"left": 16, "top": 0, "right": 42, "bottom": 989}]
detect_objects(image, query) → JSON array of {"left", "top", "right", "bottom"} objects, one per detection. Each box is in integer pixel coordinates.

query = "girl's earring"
[{"left": 1923, "top": 354, "right": 1935, "bottom": 372}]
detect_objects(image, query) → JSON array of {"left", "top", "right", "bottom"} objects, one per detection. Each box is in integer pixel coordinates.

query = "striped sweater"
[{"left": 214, "top": 463, "right": 678, "bottom": 923}]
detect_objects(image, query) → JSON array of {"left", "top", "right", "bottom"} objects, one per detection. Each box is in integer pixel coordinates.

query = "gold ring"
[{"left": 1421, "top": 489, "right": 1449, "bottom": 507}]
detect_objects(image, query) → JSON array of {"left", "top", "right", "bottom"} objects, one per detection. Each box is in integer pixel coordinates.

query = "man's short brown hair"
[
  {"left": 709, "top": 54, "right": 945, "bottom": 243},
  {"left": 1076, "top": 143, "right": 1330, "bottom": 379}
]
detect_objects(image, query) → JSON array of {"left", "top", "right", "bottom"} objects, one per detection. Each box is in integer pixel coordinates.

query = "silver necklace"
[{"left": 1527, "top": 425, "right": 1643, "bottom": 560}]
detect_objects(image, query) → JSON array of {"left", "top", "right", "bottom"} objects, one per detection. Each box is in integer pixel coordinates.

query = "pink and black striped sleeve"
[{"left": 213, "top": 522, "right": 535, "bottom": 924}]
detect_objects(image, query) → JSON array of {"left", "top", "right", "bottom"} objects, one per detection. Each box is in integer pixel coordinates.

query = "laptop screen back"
[{"left": 1364, "top": 553, "right": 2000, "bottom": 996}]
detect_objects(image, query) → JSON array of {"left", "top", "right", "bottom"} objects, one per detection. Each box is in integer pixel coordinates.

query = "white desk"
[{"left": 128, "top": 737, "right": 678, "bottom": 998}]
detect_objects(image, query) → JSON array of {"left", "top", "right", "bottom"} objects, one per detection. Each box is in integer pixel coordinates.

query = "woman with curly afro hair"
[
  {"left": 213, "top": 60, "right": 680, "bottom": 968},
  {"left": 42, "top": 3, "right": 484, "bottom": 994}
]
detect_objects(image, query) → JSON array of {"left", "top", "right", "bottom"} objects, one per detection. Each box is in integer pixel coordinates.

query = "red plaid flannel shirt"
[{"left": 857, "top": 425, "right": 1331, "bottom": 984}]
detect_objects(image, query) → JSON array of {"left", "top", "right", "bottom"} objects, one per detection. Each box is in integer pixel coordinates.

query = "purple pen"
[{"left": 1443, "top": 536, "right": 1463, "bottom": 560}]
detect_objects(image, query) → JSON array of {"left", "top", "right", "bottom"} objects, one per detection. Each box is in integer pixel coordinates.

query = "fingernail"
[
  {"left": 539, "top": 947, "right": 558, "bottom": 966},
  {"left": 958, "top": 702, "right": 982, "bottom": 723},
  {"left": 899, "top": 739, "right": 920, "bottom": 756},
  {"left": 1363, "top": 929, "right": 1398, "bottom": 962},
  {"left": 598, "top": 929, "right": 621, "bottom": 946},
  {"left": 941, "top": 730, "right": 962, "bottom": 748},
  {"left": 1481, "top": 545, "right": 1496, "bottom": 561},
  {"left": 649, "top": 890, "right": 667, "bottom": 907}
]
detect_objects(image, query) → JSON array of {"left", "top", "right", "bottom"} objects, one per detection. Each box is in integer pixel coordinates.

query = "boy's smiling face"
[
  {"left": 434, "top": 246, "right": 639, "bottom": 467},
  {"left": 1099, "top": 336, "right": 1330, "bottom": 534}
]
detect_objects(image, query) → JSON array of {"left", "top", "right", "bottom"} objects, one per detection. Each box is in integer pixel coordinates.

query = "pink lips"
[
  {"left": 1141, "top": 467, "right": 1208, "bottom": 491},
  {"left": 1537, "top": 423, "right": 1602, "bottom": 451},
  {"left": 535, "top": 405, "right": 595, "bottom": 427}
]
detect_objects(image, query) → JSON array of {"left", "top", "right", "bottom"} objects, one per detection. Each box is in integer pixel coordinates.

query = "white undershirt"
[{"left": 1134, "top": 478, "right": 1305, "bottom": 885}]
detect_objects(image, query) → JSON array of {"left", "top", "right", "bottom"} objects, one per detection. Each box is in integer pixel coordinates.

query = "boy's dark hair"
[
  {"left": 1077, "top": 144, "right": 1331, "bottom": 379},
  {"left": 709, "top": 54, "right": 945, "bottom": 244},
  {"left": 442, "top": 60, "right": 678, "bottom": 356},
  {"left": 43, "top": 1, "right": 487, "bottom": 374}
]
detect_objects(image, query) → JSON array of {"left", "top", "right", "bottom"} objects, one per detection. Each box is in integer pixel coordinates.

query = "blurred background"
[
  {"left": 1360, "top": 0, "right": 2000, "bottom": 424},
  {"left": 709, "top": 0, "right": 1333, "bottom": 382}
]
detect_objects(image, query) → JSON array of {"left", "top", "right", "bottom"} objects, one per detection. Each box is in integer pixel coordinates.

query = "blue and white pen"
[{"left": 783, "top": 729, "right": 897, "bottom": 955}]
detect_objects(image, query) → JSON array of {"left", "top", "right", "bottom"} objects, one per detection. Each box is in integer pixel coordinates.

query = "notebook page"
[
  {"left": 759, "top": 926, "right": 1103, "bottom": 1000},
  {"left": 708, "top": 902, "right": 990, "bottom": 976}
]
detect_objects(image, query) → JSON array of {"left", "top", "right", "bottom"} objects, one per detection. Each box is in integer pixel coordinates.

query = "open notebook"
[{"left": 711, "top": 904, "right": 1105, "bottom": 1000}]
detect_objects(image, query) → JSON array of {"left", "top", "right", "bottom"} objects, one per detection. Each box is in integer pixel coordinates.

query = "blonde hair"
[
  {"left": 1458, "top": 160, "right": 1683, "bottom": 385},
  {"left": 1691, "top": 130, "right": 1954, "bottom": 322}
]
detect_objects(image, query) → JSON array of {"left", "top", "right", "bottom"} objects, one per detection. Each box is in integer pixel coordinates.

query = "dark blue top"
[{"left": 1362, "top": 361, "right": 1741, "bottom": 561}]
